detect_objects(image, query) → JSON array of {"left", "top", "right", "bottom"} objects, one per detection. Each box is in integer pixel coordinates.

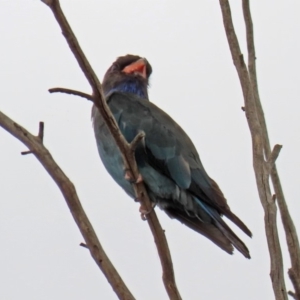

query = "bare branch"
[
  {"left": 268, "top": 144, "right": 282, "bottom": 167},
  {"left": 0, "top": 110, "right": 135, "bottom": 300},
  {"left": 130, "top": 131, "right": 145, "bottom": 151},
  {"left": 266, "top": 144, "right": 282, "bottom": 173},
  {"left": 219, "top": 0, "right": 288, "bottom": 299},
  {"left": 49, "top": 88, "right": 93, "bottom": 101},
  {"left": 242, "top": 0, "right": 300, "bottom": 296},
  {"left": 41, "top": 0, "right": 182, "bottom": 299},
  {"left": 289, "top": 269, "right": 300, "bottom": 300},
  {"left": 21, "top": 150, "right": 34, "bottom": 155},
  {"left": 288, "top": 291, "right": 296, "bottom": 299},
  {"left": 21, "top": 121, "right": 45, "bottom": 155}
]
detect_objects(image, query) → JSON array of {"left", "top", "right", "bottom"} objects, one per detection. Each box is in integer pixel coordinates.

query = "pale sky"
[{"left": 1, "top": 1, "right": 300, "bottom": 299}]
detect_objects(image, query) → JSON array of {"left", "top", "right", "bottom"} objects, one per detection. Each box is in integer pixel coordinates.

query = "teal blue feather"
[{"left": 93, "top": 55, "right": 251, "bottom": 258}]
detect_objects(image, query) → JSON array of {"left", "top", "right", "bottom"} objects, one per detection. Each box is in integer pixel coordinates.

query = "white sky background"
[{"left": 1, "top": 1, "right": 300, "bottom": 299}]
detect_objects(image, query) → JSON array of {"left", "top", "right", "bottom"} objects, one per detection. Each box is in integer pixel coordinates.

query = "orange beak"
[{"left": 122, "top": 58, "right": 147, "bottom": 79}]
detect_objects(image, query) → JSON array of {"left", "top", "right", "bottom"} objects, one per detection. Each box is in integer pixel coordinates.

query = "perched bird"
[{"left": 92, "top": 54, "right": 251, "bottom": 258}]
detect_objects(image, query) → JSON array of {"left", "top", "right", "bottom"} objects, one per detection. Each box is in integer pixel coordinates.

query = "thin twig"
[
  {"left": 267, "top": 144, "right": 282, "bottom": 168},
  {"left": 41, "top": 0, "right": 182, "bottom": 299},
  {"left": 266, "top": 144, "right": 282, "bottom": 173},
  {"left": 21, "top": 150, "right": 34, "bottom": 155},
  {"left": 288, "top": 291, "right": 296, "bottom": 299},
  {"left": 289, "top": 268, "right": 300, "bottom": 300},
  {"left": 219, "top": 1, "right": 287, "bottom": 299},
  {"left": 38, "top": 122, "right": 44, "bottom": 141},
  {"left": 130, "top": 131, "right": 145, "bottom": 151},
  {"left": 0, "top": 110, "right": 136, "bottom": 300},
  {"left": 80, "top": 243, "right": 88, "bottom": 249},
  {"left": 243, "top": 0, "right": 300, "bottom": 297},
  {"left": 21, "top": 122, "right": 45, "bottom": 155},
  {"left": 49, "top": 88, "right": 93, "bottom": 101}
]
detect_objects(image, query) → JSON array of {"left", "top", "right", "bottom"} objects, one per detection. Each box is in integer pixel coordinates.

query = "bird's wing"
[
  {"left": 108, "top": 93, "right": 217, "bottom": 197},
  {"left": 107, "top": 92, "right": 199, "bottom": 183},
  {"left": 107, "top": 92, "right": 251, "bottom": 237}
]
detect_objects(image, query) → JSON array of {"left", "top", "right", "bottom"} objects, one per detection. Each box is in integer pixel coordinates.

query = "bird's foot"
[
  {"left": 139, "top": 202, "right": 156, "bottom": 221},
  {"left": 135, "top": 173, "right": 143, "bottom": 183},
  {"left": 124, "top": 169, "right": 133, "bottom": 181},
  {"left": 124, "top": 169, "right": 143, "bottom": 184}
]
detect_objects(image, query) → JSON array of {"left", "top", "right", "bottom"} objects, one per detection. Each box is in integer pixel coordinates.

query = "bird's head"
[{"left": 102, "top": 54, "right": 152, "bottom": 99}]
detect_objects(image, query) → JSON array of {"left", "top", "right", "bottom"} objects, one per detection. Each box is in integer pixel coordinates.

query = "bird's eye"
[{"left": 111, "top": 64, "right": 118, "bottom": 72}]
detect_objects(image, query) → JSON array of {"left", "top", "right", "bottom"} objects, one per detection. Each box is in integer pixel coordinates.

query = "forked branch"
[
  {"left": 242, "top": 0, "right": 300, "bottom": 298},
  {"left": 0, "top": 111, "right": 135, "bottom": 300},
  {"left": 41, "top": 0, "right": 182, "bottom": 299},
  {"left": 219, "top": 1, "right": 289, "bottom": 299},
  {"left": 49, "top": 88, "right": 93, "bottom": 101}
]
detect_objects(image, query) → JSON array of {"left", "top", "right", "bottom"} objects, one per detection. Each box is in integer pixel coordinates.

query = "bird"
[{"left": 92, "top": 54, "right": 251, "bottom": 258}]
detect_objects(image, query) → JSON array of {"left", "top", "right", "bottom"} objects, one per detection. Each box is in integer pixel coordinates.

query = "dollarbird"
[{"left": 92, "top": 54, "right": 251, "bottom": 258}]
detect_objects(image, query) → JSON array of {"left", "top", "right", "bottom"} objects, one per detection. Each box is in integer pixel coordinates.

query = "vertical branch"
[
  {"left": 40, "top": 0, "right": 182, "bottom": 299},
  {"left": 219, "top": 1, "right": 288, "bottom": 299},
  {"left": 242, "top": 1, "right": 300, "bottom": 298}
]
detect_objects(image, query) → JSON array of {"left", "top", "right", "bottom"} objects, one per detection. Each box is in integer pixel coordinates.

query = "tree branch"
[
  {"left": 289, "top": 268, "right": 300, "bottom": 300},
  {"left": 242, "top": 0, "right": 300, "bottom": 298},
  {"left": 266, "top": 144, "right": 282, "bottom": 174},
  {"left": 21, "top": 121, "right": 45, "bottom": 155},
  {"left": 0, "top": 111, "right": 135, "bottom": 300},
  {"left": 219, "top": 1, "right": 288, "bottom": 299},
  {"left": 288, "top": 291, "right": 296, "bottom": 300},
  {"left": 41, "top": 0, "right": 182, "bottom": 299},
  {"left": 130, "top": 132, "right": 145, "bottom": 152},
  {"left": 49, "top": 87, "right": 93, "bottom": 101}
]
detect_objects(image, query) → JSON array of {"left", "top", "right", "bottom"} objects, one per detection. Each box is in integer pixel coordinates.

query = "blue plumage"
[
  {"left": 92, "top": 55, "right": 251, "bottom": 258},
  {"left": 111, "top": 80, "right": 148, "bottom": 98}
]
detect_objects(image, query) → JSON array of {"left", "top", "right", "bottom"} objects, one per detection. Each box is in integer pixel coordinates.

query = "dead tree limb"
[
  {"left": 0, "top": 111, "right": 135, "bottom": 300},
  {"left": 219, "top": 1, "right": 288, "bottom": 299},
  {"left": 40, "top": 0, "right": 182, "bottom": 299},
  {"left": 49, "top": 88, "right": 93, "bottom": 100},
  {"left": 242, "top": 1, "right": 300, "bottom": 298}
]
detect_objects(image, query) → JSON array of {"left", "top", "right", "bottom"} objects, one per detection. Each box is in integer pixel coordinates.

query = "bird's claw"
[
  {"left": 139, "top": 202, "right": 156, "bottom": 220},
  {"left": 135, "top": 173, "right": 143, "bottom": 183},
  {"left": 124, "top": 169, "right": 133, "bottom": 181},
  {"left": 124, "top": 169, "right": 143, "bottom": 184}
]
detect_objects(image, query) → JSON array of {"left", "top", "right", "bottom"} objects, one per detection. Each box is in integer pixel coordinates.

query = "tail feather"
[
  {"left": 196, "top": 199, "right": 251, "bottom": 259},
  {"left": 225, "top": 210, "right": 252, "bottom": 237},
  {"left": 163, "top": 197, "right": 251, "bottom": 258},
  {"left": 165, "top": 207, "right": 234, "bottom": 255},
  {"left": 208, "top": 178, "right": 252, "bottom": 238}
]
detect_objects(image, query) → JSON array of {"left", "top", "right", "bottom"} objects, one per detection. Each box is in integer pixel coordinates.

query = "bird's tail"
[
  {"left": 165, "top": 199, "right": 251, "bottom": 259},
  {"left": 209, "top": 178, "right": 252, "bottom": 238},
  {"left": 196, "top": 199, "right": 250, "bottom": 258}
]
